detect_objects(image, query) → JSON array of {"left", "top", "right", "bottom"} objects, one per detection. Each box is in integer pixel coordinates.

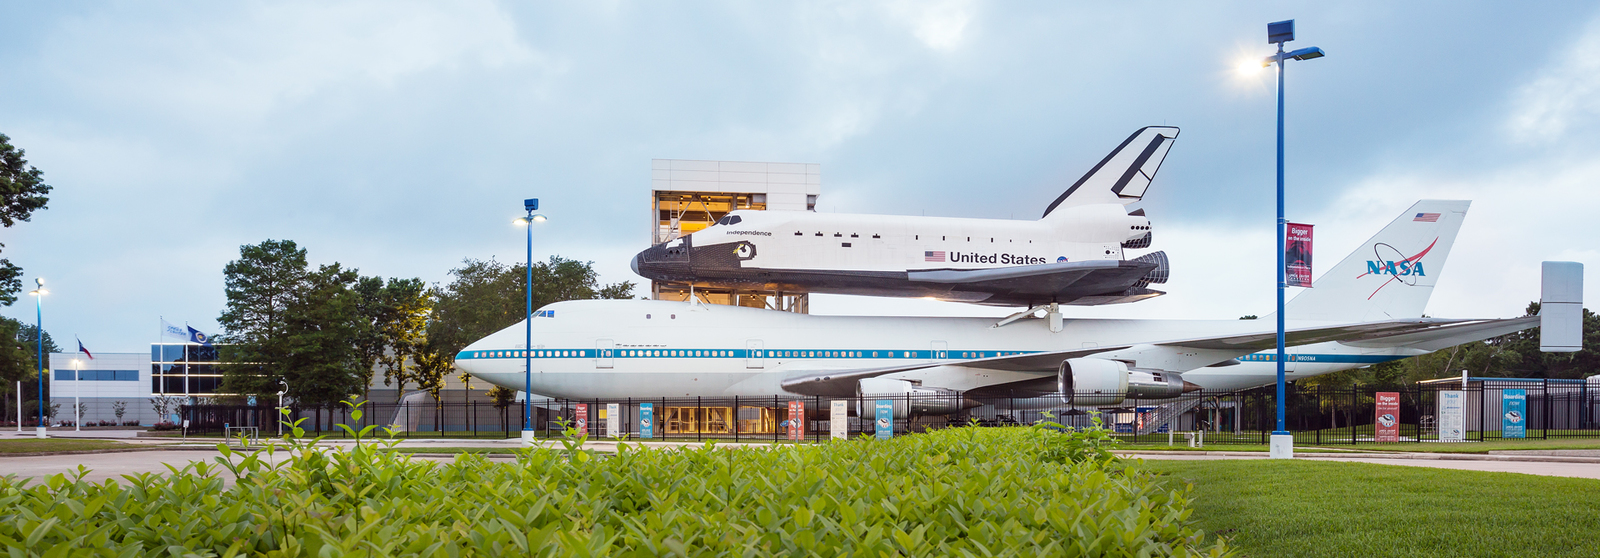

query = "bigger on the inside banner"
[{"left": 1286, "top": 222, "right": 1314, "bottom": 287}]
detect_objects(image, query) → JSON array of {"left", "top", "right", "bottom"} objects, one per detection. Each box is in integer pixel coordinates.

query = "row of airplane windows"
[{"left": 466, "top": 349, "right": 1036, "bottom": 360}]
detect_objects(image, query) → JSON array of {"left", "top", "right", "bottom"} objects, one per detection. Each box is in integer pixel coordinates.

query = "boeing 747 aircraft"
[
  {"left": 461, "top": 200, "right": 1578, "bottom": 415},
  {"left": 633, "top": 127, "right": 1179, "bottom": 307}
]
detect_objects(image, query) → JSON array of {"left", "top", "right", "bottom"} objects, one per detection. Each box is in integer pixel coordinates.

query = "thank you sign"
[
  {"left": 874, "top": 400, "right": 894, "bottom": 439},
  {"left": 1374, "top": 391, "right": 1400, "bottom": 442},
  {"left": 829, "top": 400, "right": 847, "bottom": 439},
  {"left": 1502, "top": 389, "right": 1526, "bottom": 438},
  {"left": 605, "top": 403, "right": 620, "bottom": 438},
  {"left": 1439, "top": 391, "right": 1465, "bottom": 442}
]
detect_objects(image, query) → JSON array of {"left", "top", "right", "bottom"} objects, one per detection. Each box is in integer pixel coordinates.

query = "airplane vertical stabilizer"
[
  {"left": 1285, "top": 200, "right": 1470, "bottom": 322},
  {"left": 1042, "top": 126, "right": 1180, "bottom": 218}
]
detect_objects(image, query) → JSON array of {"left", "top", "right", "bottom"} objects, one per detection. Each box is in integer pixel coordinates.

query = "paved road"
[{"left": 1129, "top": 452, "right": 1600, "bottom": 480}]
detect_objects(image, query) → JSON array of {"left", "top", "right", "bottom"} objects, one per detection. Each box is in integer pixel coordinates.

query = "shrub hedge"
[{"left": 0, "top": 423, "right": 1230, "bottom": 556}]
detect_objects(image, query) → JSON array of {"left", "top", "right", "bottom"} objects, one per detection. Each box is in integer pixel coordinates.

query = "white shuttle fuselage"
[{"left": 633, "top": 127, "right": 1178, "bottom": 307}]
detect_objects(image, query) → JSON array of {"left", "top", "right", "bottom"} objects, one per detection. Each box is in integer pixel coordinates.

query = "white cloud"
[{"left": 1507, "top": 16, "right": 1600, "bottom": 142}]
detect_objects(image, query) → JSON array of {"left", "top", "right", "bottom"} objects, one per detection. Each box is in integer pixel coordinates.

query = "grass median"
[
  {"left": 1144, "top": 459, "right": 1600, "bottom": 558},
  {"left": 0, "top": 439, "right": 127, "bottom": 454}
]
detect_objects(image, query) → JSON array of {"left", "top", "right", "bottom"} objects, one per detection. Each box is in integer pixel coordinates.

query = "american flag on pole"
[
  {"left": 924, "top": 251, "right": 945, "bottom": 262},
  {"left": 1413, "top": 212, "right": 1440, "bottom": 222}
]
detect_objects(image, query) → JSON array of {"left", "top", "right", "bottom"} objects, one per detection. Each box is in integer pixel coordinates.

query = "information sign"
[
  {"left": 574, "top": 403, "right": 588, "bottom": 435},
  {"left": 1374, "top": 391, "right": 1400, "bottom": 442},
  {"left": 1439, "top": 391, "right": 1464, "bottom": 442},
  {"left": 605, "top": 403, "right": 620, "bottom": 438},
  {"left": 639, "top": 403, "right": 654, "bottom": 439},
  {"left": 829, "top": 400, "right": 847, "bottom": 439},
  {"left": 787, "top": 400, "right": 805, "bottom": 440},
  {"left": 874, "top": 400, "right": 894, "bottom": 439},
  {"left": 1502, "top": 389, "right": 1526, "bottom": 439}
]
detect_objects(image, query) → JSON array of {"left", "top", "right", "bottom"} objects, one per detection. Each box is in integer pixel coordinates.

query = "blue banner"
[
  {"left": 1502, "top": 389, "right": 1526, "bottom": 439},
  {"left": 639, "top": 403, "right": 654, "bottom": 439},
  {"left": 874, "top": 400, "right": 893, "bottom": 439}
]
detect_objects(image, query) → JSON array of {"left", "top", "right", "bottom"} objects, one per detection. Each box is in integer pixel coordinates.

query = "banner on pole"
[
  {"left": 1502, "top": 389, "right": 1526, "bottom": 438},
  {"left": 1285, "top": 222, "right": 1314, "bottom": 288},
  {"left": 874, "top": 400, "right": 894, "bottom": 439},
  {"left": 787, "top": 400, "right": 805, "bottom": 441},
  {"left": 574, "top": 403, "right": 588, "bottom": 435},
  {"left": 1439, "top": 391, "right": 1465, "bottom": 442},
  {"left": 605, "top": 403, "right": 620, "bottom": 438},
  {"left": 639, "top": 403, "right": 654, "bottom": 439},
  {"left": 829, "top": 400, "right": 847, "bottom": 439},
  {"left": 1374, "top": 391, "right": 1400, "bottom": 442}
]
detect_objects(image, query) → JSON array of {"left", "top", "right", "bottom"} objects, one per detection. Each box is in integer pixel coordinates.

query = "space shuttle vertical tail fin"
[
  {"left": 1041, "top": 126, "right": 1180, "bottom": 219},
  {"left": 1284, "top": 200, "right": 1471, "bottom": 322}
]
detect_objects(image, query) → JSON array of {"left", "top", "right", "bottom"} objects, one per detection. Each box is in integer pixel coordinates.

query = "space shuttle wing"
[{"left": 907, "top": 256, "right": 1163, "bottom": 307}]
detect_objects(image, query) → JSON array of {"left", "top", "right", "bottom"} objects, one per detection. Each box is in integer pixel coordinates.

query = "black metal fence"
[{"left": 173, "top": 379, "right": 1600, "bottom": 445}]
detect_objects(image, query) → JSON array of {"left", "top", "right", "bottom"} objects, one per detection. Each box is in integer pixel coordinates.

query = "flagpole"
[{"left": 73, "top": 350, "right": 80, "bottom": 432}]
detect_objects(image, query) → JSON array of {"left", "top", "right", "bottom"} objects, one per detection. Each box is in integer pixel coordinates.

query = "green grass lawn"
[
  {"left": 0, "top": 438, "right": 126, "bottom": 453},
  {"left": 1143, "top": 459, "right": 1600, "bottom": 558}
]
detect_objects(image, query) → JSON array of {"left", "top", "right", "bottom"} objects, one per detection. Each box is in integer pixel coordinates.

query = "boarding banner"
[
  {"left": 1502, "top": 389, "right": 1527, "bottom": 439},
  {"left": 1285, "top": 222, "right": 1314, "bottom": 288},
  {"left": 1439, "top": 391, "right": 1465, "bottom": 442},
  {"left": 639, "top": 403, "right": 654, "bottom": 439},
  {"left": 787, "top": 400, "right": 805, "bottom": 441},
  {"left": 575, "top": 403, "right": 588, "bottom": 436},
  {"left": 605, "top": 403, "right": 620, "bottom": 438},
  {"left": 874, "top": 400, "right": 894, "bottom": 440},
  {"left": 829, "top": 400, "right": 847, "bottom": 439},
  {"left": 1374, "top": 391, "right": 1401, "bottom": 442}
]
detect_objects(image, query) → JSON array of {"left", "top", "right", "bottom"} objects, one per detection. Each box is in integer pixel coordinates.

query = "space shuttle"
[{"left": 632, "top": 126, "right": 1179, "bottom": 307}]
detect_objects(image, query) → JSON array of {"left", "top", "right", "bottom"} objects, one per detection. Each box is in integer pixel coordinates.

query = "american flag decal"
[
  {"left": 1413, "top": 213, "right": 1440, "bottom": 222},
  {"left": 924, "top": 251, "right": 945, "bottom": 262}
]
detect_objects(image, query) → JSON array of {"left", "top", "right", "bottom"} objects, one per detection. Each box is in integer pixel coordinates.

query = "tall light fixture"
[
  {"left": 28, "top": 278, "right": 47, "bottom": 439},
  {"left": 1262, "top": 19, "right": 1325, "bottom": 459},
  {"left": 515, "top": 199, "right": 546, "bottom": 446}
]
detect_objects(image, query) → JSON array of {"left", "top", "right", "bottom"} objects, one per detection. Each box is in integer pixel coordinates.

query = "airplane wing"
[
  {"left": 779, "top": 317, "right": 1530, "bottom": 396},
  {"left": 908, "top": 252, "right": 1168, "bottom": 307},
  {"left": 1338, "top": 316, "right": 1537, "bottom": 351}
]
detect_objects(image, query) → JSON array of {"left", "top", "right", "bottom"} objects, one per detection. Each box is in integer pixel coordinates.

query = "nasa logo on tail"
[{"left": 1356, "top": 237, "right": 1437, "bottom": 298}]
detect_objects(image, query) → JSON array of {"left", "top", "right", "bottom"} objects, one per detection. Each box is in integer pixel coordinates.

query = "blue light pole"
[
  {"left": 28, "top": 278, "right": 47, "bottom": 439},
  {"left": 1262, "top": 20, "right": 1325, "bottom": 459},
  {"left": 517, "top": 199, "right": 546, "bottom": 446}
]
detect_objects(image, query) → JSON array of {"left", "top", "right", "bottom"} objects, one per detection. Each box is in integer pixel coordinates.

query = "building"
[{"left": 649, "top": 158, "right": 819, "bottom": 312}]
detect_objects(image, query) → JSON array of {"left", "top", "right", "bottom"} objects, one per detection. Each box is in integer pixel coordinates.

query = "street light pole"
[
  {"left": 277, "top": 379, "right": 288, "bottom": 437},
  {"left": 1262, "top": 19, "right": 1325, "bottom": 459},
  {"left": 30, "top": 278, "right": 46, "bottom": 439},
  {"left": 518, "top": 199, "right": 546, "bottom": 447}
]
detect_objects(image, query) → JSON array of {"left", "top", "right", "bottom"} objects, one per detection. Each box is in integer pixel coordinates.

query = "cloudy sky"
[{"left": 1, "top": 1, "right": 1596, "bottom": 350}]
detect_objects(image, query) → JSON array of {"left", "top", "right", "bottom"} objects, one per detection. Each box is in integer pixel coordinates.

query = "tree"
[
  {"left": 356, "top": 277, "right": 430, "bottom": 398},
  {"left": 0, "top": 133, "right": 52, "bottom": 308},
  {"left": 218, "top": 241, "right": 370, "bottom": 426}
]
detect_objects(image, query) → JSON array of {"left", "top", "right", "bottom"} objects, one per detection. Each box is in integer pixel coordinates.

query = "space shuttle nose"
[{"left": 630, "top": 254, "right": 640, "bottom": 275}]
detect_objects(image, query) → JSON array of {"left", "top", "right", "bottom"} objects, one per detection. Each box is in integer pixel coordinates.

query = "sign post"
[
  {"left": 1502, "top": 389, "right": 1526, "bottom": 439},
  {"left": 874, "top": 400, "right": 893, "bottom": 440},
  {"left": 639, "top": 403, "right": 654, "bottom": 439},
  {"left": 829, "top": 400, "right": 847, "bottom": 439},
  {"left": 574, "top": 403, "right": 588, "bottom": 436},
  {"left": 786, "top": 400, "right": 804, "bottom": 441},
  {"left": 1374, "top": 392, "right": 1400, "bottom": 442},
  {"left": 1439, "top": 391, "right": 1465, "bottom": 442}
]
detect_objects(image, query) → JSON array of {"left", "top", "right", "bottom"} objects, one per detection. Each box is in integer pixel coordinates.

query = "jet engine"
[
  {"left": 857, "top": 378, "right": 968, "bottom": 419},
  {"left": 1056, "top": 358, "right": 1195, "bottom": 405}
]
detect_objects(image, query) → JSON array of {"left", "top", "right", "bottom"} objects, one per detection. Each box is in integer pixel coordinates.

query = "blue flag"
[{"left": 187, "top": 326, "right": 213, "bottom": 346}]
